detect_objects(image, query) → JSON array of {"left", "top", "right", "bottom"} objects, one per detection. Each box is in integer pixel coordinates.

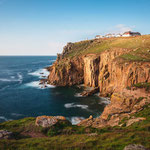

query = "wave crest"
[
  {"left": 64, "top": 103, "right": 88, "bottom": 109},
  {"left": 28, "top": 69, "right": 49, "bottom": 79}
]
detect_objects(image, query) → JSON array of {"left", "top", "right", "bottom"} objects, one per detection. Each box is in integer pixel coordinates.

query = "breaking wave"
[
  {"left": 64, "top": 103, "right": 88, "bottom": 109},
  {"left": 28, "top": 68, "right": 49, "bottom": 79},
  {"left": 0, "top": 116, "right": 8, "bottom": 121},
  {"left": 25, "top": 81, "right": 55, "bottom": 89},
  {"left": 0, "top": 72, "right": 23, "bottom": 83},
  {"left": 69, "top": 117, "right": 85, "bottom": 125},
  {"left": 11, "top": 113, "right": 24, "bottom": 117},
  {"left": 99, "top": 97, "right": 110, "bottom": 105}
]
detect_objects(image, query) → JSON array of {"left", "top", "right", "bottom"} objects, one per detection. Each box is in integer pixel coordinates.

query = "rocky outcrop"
[
  {"left": 81, "top": 87, "right": 99, "bottom": 96},
  {"left": 0, "top": 130, "right": 13, "bottom": 139},
  {"left": 124, "top": 144, "right": 147, "bottom": 150},
  {"left": 48, "top": 57, "right": 84, "bottom": 86},
  {"left": 35, "top": 116, "right": 71, "bottom": 128},
  {"left": 78, "top": 90, "right": 150, "bottom": 128}
]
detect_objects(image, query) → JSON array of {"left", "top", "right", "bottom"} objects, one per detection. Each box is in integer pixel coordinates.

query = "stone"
[
  {"left": 0, "top": 130, "right": 13, "bottom": 139},
  {"left": 35, "top": 116, "right": 71, "bottom": 128},
  {"left": 124, "top": 144, "right": 147, "bottom": 150},
  {"left": 126, "top": 117, "right": 146, "bottom": 127},
  {"left": 81, "top": 87, "right": 99, "bottom": 97}
]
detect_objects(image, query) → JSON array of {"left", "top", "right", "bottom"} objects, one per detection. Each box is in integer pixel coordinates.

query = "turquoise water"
[{"left": 0, "top": 56, "right": 108, "bottom": 124}]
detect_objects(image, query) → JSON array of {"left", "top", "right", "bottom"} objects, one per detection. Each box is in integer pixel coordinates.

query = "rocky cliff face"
[
  {"left": 78, "top": 89, "right": 150, "bottom": 128},
  {"left": 48, "top": 47, "right": 150, "bottom": 95},
  {"left": 83, "top": 55, "right": 100, "bottom": 87},
  {"left": 48, "top": 57, "right": 84, "bottom": 86}
]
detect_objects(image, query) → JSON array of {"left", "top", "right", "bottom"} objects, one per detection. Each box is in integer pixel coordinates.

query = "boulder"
[
  {"left": 35, "top": 116, "right": 71, "bottom": 128},
  {"left": 0, "top": 130, "right": 13, "bottom": 139},
  {"left": 77, "top": 115, "right": 94, "bottom": 127},
  {"left": 81, "top": 87, "right": 99, "bottom": 97},
  {"left": 124, "top": 144, "right": 147, "bottom": 150}
]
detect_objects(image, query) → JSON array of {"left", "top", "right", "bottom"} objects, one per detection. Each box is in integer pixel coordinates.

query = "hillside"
[{"left": 0, "top": 104, "right": 150, "bottom": 150}]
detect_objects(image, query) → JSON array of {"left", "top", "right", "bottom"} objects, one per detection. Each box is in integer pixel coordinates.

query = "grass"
[
  {"left": 133, "top": 82, "right": 150, "bottom": 91},
  {"left": 62, "top": 35, "right": 150, "bottom": 62},
  {"left": 0, "top": 104, "right": 150, "bottom": 150},
  {"left": 133, "top": 82, "right": 150, "bottom": 88}
]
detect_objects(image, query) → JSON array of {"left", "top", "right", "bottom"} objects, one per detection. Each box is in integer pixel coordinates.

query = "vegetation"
[
  {"left": 133, "top": 82, "right": 150, "bottom": 91},
  {"left": 63, "top": 35, "right": 150, "bottom": 62},
  {"left": 0, "top": 104, "right": 150, "bottom": 150}
]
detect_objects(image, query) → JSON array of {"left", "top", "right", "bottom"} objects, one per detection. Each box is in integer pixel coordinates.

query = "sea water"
[{"left": 0, "top": 56, "right": 109, "bottom": 124}]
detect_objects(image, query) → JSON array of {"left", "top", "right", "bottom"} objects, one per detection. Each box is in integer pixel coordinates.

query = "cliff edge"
[
  {"left": 47, "top": 35, "right": 150, "bottom": 128},
  {"left": 48, "top": 35, "right": 150, "bottom": 95}
]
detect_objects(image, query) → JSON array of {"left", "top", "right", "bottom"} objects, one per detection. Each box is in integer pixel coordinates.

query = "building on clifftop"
[{"left": 122, "top": 31, "right": 141, "bottom": 37}]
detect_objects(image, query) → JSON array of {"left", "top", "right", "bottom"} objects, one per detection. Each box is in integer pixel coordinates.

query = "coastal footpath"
[{"left": 0, "top": 35, "right": 150, "bottom": 150}]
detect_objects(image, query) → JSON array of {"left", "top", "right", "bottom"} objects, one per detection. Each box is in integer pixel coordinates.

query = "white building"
[
  {"left": 116, "top": 33, "right": 122, "bottom": 37},
  {"left": 122, "top": 31, "right": 141, "bottom": 37},
  {"left": 95, "top": 35, "right": 103, "bottom": 39},
  {"left": 105, "top": 33, "right": 115, "bottom": 38}
]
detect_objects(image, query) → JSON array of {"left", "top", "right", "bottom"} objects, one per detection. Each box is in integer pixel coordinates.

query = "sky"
[{"left": 0, "top": 0, "right": 150, "bottom": 55}]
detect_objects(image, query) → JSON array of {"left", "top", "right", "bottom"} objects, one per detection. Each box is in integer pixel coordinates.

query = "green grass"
[
  {"left": 62, "top": 35, "right": 150, "bottom": 62},
  {"left": 133, "top": 82, "right": 150, "bottom": 88},
  {"left": 0, "top": 105, "right": 150, "bottom": 150},
  {"left": 120, "top": 54, "right": 147, "bottom": 61},
  {"left": 133, "top": 82, "right": 150, "bottom": 91}
]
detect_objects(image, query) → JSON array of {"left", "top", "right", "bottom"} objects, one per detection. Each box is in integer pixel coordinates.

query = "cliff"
[
  {"left": 48, "top": 35, "right": 150, "bottom": 96},
  {"left": 0, "top": 36, "right": 150, "bottom": 150},
  {"left": 47, "top": 35, "right": 150, "bottom": 128}
]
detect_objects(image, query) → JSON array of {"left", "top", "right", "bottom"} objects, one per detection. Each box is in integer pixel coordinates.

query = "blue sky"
[{"left": 0, "top": 0, "right": 150, "bottom": 55}]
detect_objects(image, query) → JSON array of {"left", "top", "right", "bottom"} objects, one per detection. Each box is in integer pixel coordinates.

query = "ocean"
[{"left": 0, "top": 56, "right": 109, "bottom": 124}]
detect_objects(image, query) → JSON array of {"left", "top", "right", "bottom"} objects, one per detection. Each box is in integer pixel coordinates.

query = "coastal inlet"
[{"left": 0, "top": 56, "right": 109, "bottom": 124}]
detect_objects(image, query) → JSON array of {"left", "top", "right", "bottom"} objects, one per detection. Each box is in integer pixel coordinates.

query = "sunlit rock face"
[{"left": 35, "top": 116, "right": 71, "bottom": 128}]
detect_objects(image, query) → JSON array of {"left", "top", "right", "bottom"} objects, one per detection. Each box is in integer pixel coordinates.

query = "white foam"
[
  {"left": 49, "top": 59, "right": 56, "bottom": 62},
  {"left": 0, "top": 78, "right": 12, "bottom": 82},
  {"left": 0, "top": 72, "right": 23, "bottom": 83},
  {"left": 99, "top": 97, "right": 111, "bottom": 105},
  {"left": 25, "top": 81, "right": 55, "bottom": 89},
  {"left": 74, "top": 93, "right": 83, "bottom": 97},
  {"left": 28, "top": 69, "right": 49, "bottom": 79},
  {"left": 64, "top": 103, "right": 74, "bottom": 108},
  {"left": 11, "top": 76, "right": 15, "bottom": 79},
  {"left": 64, "top": 103, "right": 88, "bottom": 109},
  {"left": 11, "top": 113, "right": 24, "bottom": 117},
  {"left": 0, "top": 116, "right": 8, "bottom": 121},
  {"left": 17, "top": 72, "right": 23, "bottom": 83},
  {"left": 69, "top": 117, "right": 85, "bottom": 125}
]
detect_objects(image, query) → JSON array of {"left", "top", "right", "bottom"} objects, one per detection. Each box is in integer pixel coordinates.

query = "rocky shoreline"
[
  {"left": 45, "top": 36, "right": 150, "bottom": 129},
  {"left": 0, "top": 36, "right": 150, "bottom": 149}
]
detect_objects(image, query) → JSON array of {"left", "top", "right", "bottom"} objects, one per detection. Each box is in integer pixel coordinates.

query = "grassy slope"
[
  {"left": 0, "top": 104, "right": 150, "bottom": 150},
  {"left": 64, "top": 35, "right": 150, "bottom": 62}
]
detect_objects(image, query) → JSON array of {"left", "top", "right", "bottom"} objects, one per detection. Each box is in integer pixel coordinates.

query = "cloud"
[{"left": 107, "top": 24, "right": 136, "bottom": 34}]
